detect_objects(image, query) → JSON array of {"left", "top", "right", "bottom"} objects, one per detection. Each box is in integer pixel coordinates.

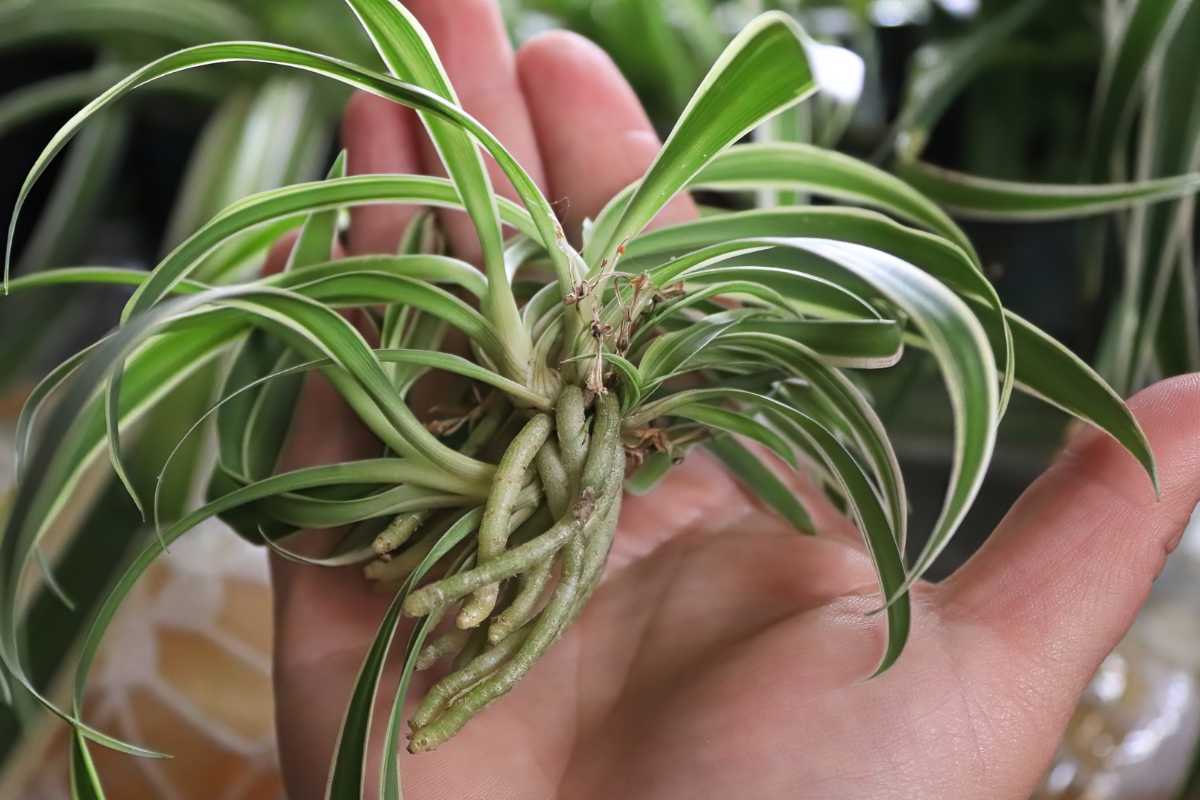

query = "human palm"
[{"left": 268, "top": 3, "right": 1200, "bottom": 798}]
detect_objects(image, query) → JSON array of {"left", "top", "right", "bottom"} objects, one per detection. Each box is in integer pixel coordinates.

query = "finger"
[
  {"left": 342, "top": 90, "right": 424, "bottom": 255},
  {"left": 517, "top": 31, "right": 697, "bottom": 243},
  {"left": 261, "top": 231, "right": 300, "bottom": 276},
  {"left": 404, "top": 0, "right": 547, "bottom": 263},
  {"left": 941, "top": 374, "right": 1200, "bottom": 696}
]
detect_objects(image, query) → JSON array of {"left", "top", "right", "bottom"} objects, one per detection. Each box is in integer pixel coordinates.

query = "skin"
[{"left": 267, "top": 2, "right": 1200, "bottom": 798}]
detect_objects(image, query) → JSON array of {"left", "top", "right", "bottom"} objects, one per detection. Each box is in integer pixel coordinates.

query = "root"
[
  {"left": 416, "top": 627, "right": 471, "bottom": 672},
  {"left": 363, "top": 526, "right": 439, "bottom": 584},
  {"left": 410, "top": 629, "right": 530, "bottom": 731},
  {"left": 555, "top": 385, "right": 589, "bottom": 497},
  {"left": 400, "top": 392, "right": 626, "bottom": 752},
  {"left": 534, "top": 440, "right": 570, "bottom": 518},
  {"left": 488, "top": 552, "right": 555, "bottom": 644},
  {"left": 373, "top": 511, "right": 426, "bottom": 558},
  {"left": 405, "top": 396, "right": 619, "bottom": 620},
  {"left": 458, "top": 413, "right": 554, "bottom": 628}
]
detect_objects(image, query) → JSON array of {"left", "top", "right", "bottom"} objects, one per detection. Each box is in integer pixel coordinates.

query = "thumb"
[{"left": 940, "top": 374, "right": 1200, "bottom": 698}]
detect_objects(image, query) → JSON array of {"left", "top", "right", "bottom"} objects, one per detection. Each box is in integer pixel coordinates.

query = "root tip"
[
  {"left": 455, "top": 608, "right": 483, "bottom": 630},
  {"left": 408, "top": 730, "right": 438, "bottom": 754}
]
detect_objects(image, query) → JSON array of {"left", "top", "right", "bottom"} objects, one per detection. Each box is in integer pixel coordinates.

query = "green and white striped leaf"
[
  {"left": 593, "top": 11, "right": 816, "bottom": 265},
  {"left": 343, "top": 0, "right": 529, "bottom": 360},
  {"left": 754, "top": 396, "right": 909, "bottom": 673},
  {"left": 897, "top": 159, "right": 1200, "bottom": 221},
  {"left": 629, "top": 215, "right": 1015, "bottom": 412},
  {"left": 287, "top": 150, "right": 348, "bottom": 270},
  {"left": 706, "top": 436, "right": 815, "bottom": 535},
  {"left": 766, "top": 238, "right": 998, "bottom": 583},
  {"left": 692, "top": 143, "right": 976, "bottom": 262},
  {"left": 4, "top": 41, "right": 566, "bottom": 293}
]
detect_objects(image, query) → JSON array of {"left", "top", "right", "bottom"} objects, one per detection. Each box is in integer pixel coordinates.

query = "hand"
[{"left": 267, "top": 3, "right": 1200, "bottom": 798}]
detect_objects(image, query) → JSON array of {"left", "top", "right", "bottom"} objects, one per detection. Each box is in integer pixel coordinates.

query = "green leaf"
[
  {"left": 164, "top": 91, "right": 257, "bottom": 249},
  {"left": 0, "top": 67, "right": 125, "bottom": 138},
  {"left": 278, "top": 271, "right": 500, "bottom": 354},
  {"left": 601, "top": 351, "right": 643, "bottom": 413},
  {"left": 1086, "top": 0, "right": 1193, "bottom": 180},
  {"left": 213, "top": 331, "right": 298, "bottom": 492},
  {"left": 14, "top": 323, "right": 237, "bottom": 576},
  {"left": 261, "top": 485, "right": 463, "bottom": 529},
  {"left": 13, "top": 337, "right": 102, "bottom": 479},
  {"left": 969, "top": 305, "right": 1158, "bottom": 488},
  {"left": 66, "top": 457, "right": 463, "bottom": 758},
  {"left": 164, "top": 346, "right": 546, "bottom": 515},
  {"left": 754, "top": 397, "right": 909, "bottom": 674},
  {"left": 1, "top": 294, "right": 258, "bottom": 755},
  {"left": 1126, "top": 2, "right": 1200, "bottom": 389},
  {"left": 729, "top": 320, "right": 904, "bottom": 369},
  {"left": 706, "top": 436, "right": 814, "bottom": 534},
  {"left": 768, "top": 238, "right": 998, "bottom": 583},
  {"left": 385, "top": 314, "right": 448, "bottom": 397},
  {"left": 34, "top": 548, "right": 76, "bottom": 611},
  {"left": 69, "top": 730, "right": 106, "bottom": 800},
  {"left": 0, "top": 107, "right": 129, "bottom": 381},
  {"left": 4, "top": 41, "right": 566, "bottom": 295},
  {"left": 629, "top": 214, "right": 1015, "bottom": 413},
  {"left": 896, "top": 159, "right": 1200, "bottom": 221},
  {"left": 6, "top": 254, "right": 490, "bottom": 300},
  {"left": 624, "top": 451, "right": 675, "bottom": 496},
  {"left": 638, "top": 315, "right": 741, "bottom": 389},
  {"left": 121, "top": 174, "right": 536, "bottom": 333},
  {"left": 717, "top": 331, "right": 908, "bottom": 548},
  {"left": 1155, "top": 241, "right": 1200, "bottom": 376},
  {"left": 664, "top": 262, "right": 884, "bottom": 321},
  {"left": 669, "top": 402, "right": 797, "bottom": 469},
  {"left": 343, "top": 0, "right": 527, "bottom": 356},
  {"left": 641, "top": 387, "right": 908, "bottom": 672},
  {"left": 287, "top": 150, "right": 348, "bottom": 270},
  {"left": 101, "top": 278, "right": 500, "bottom": 521},
  {"left": 7, "top": 104, "right": 128, "bottom": 275},
  {"left": 0, "top": 285, "right": 484, "bottom": 745},
  {"left": 593, "top": 11, "right": 816, "bottom": 265},
  {"left": 692, "top": 143, "right": 976, "bottom": 262},
  {"left": 160, "top": 340, "right": 551, "bottom": 534},
  {"left": 209, "top": 289, "right": 496, "bottom": 483}
]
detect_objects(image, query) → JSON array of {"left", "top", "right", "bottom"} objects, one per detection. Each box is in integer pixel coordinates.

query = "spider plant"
[{"left": 0, "top": 1, "right": 1168, "bottom": 797}]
